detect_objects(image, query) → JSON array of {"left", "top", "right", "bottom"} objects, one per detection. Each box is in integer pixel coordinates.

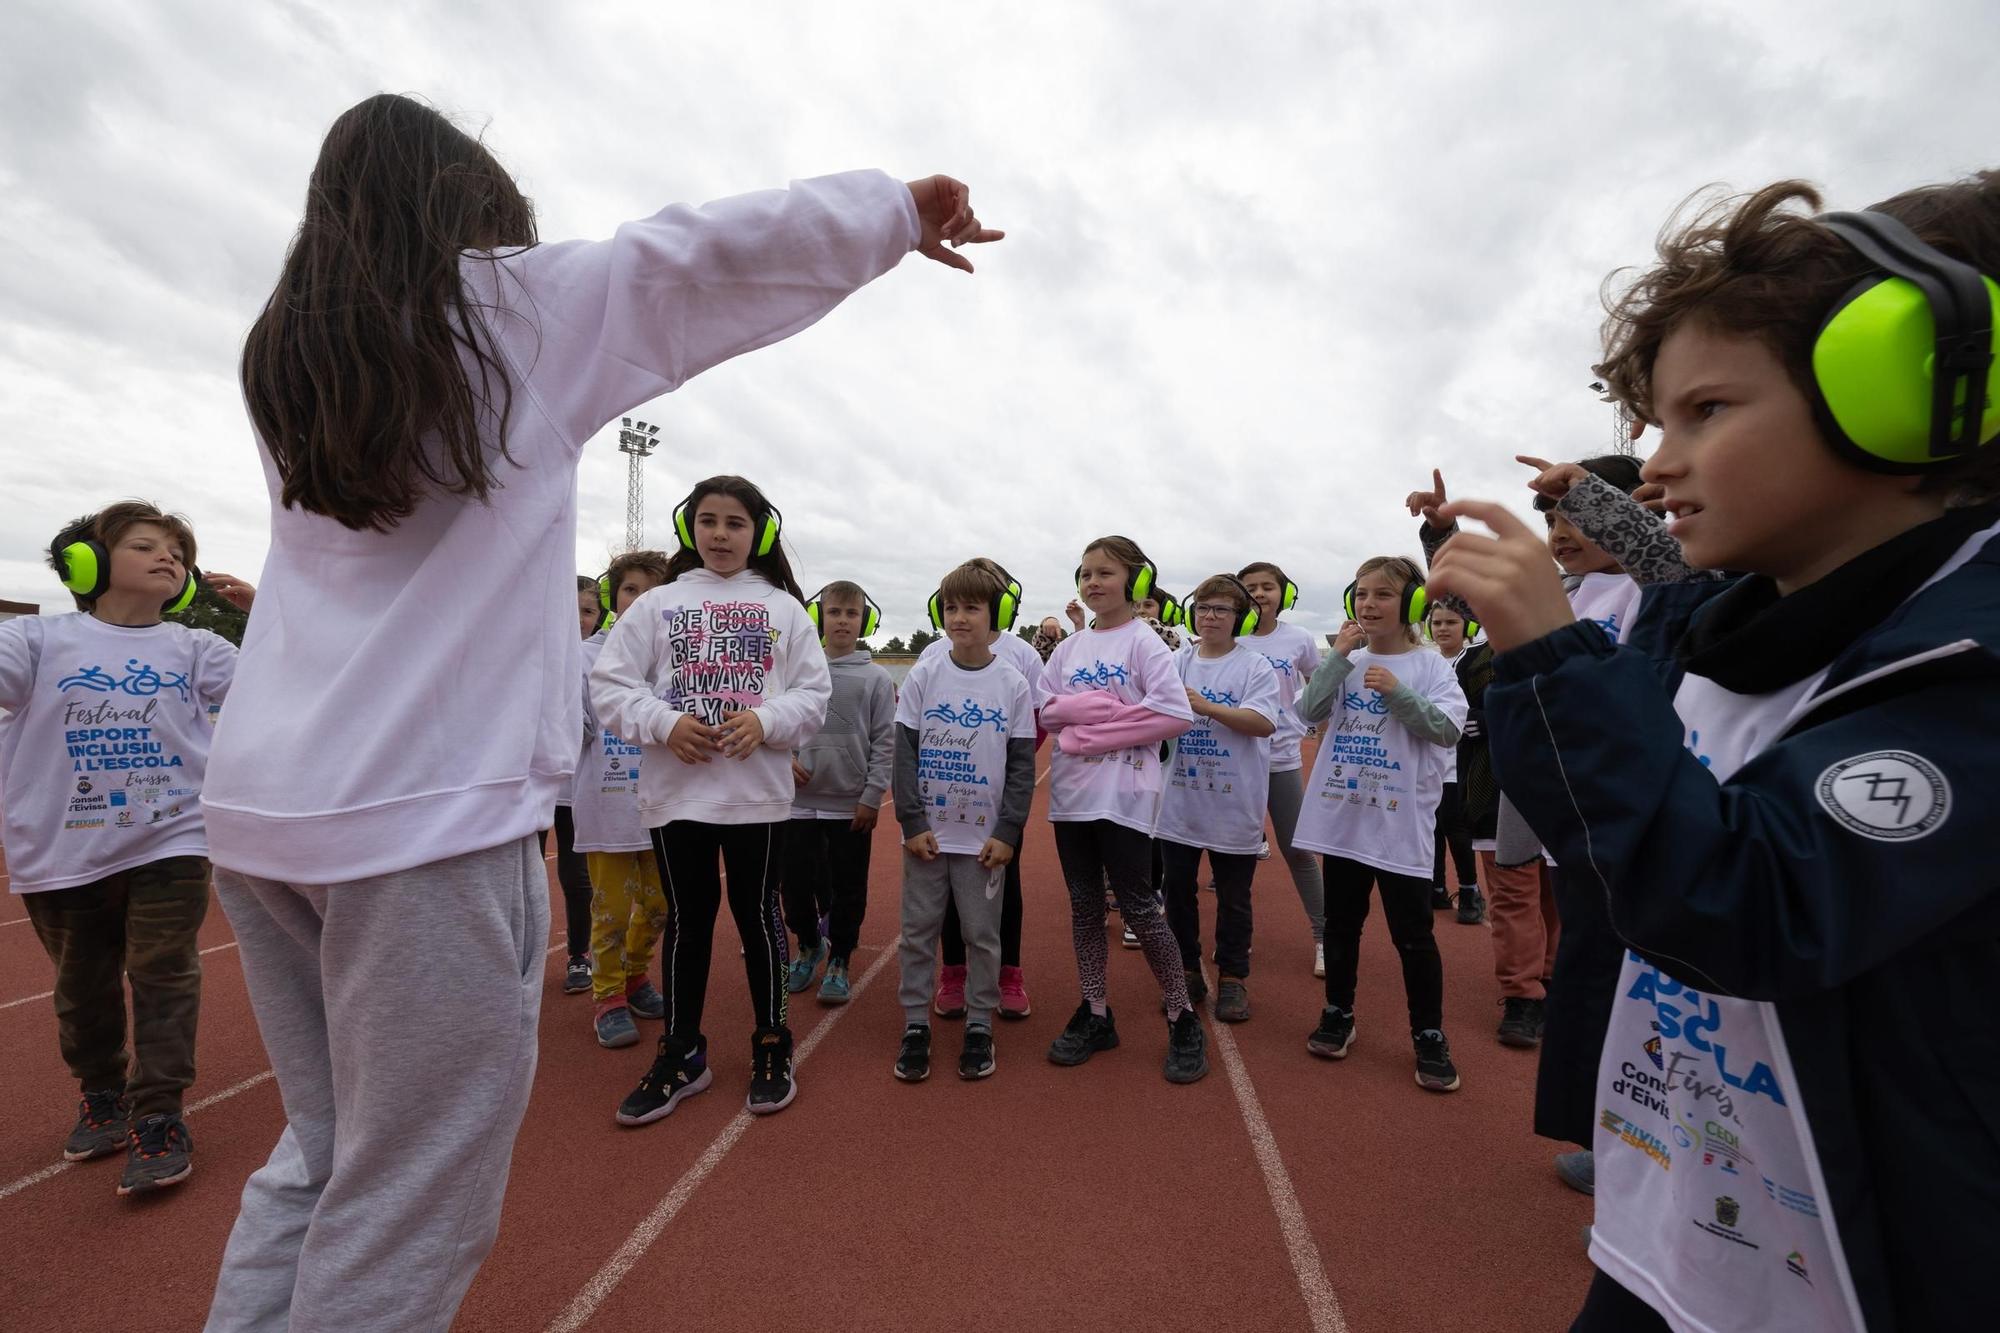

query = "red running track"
[{"left": 0, "top": 759, "right": 1592, "bottom": 1331}]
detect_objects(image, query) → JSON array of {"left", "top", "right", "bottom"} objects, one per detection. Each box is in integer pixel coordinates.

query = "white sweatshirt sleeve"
[
  {"left": 192, "top": 629, "right": 237, "bottom": 709},
  {"left": 589, "top": 595, "right": 686, "bottom": 747},
  {"left": 496, "top": 170, "right": 922, "bottom": 450},
  {"left": 752, "top": 599, "right": 833, "bottom": 750}
]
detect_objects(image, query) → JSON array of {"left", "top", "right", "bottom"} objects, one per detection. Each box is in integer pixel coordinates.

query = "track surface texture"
[{"left": 0, "top": 751, "right": 1591, "bottom": 1331}]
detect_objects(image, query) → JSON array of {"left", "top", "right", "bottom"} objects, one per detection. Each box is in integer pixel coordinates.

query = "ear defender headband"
[
  {"left": 1075, "top": 552, "right": 1158, "bottom": 606},
  {"left": 928, "top": 564, "right": 1024, "bottom": 633},
  {"left": 674, "top": 489, "right": 783, "bottom": 557},
  {"left": 807, "top": 586, "right": 882, "bottom": 640},
  {"left": 1156, "top": 591, "right": 1184, "bottom": 627},
  {"left": 1811, "top": 209, "right": 2000, "bottom": 472},
  {"left": 1423, "top": 607, "right": 1480, "bottom": 643},
  {"left": 1200, "top": 575, "right": 1261, "bottom": 637},
  {"left": 59, "top": 537, "right": 199, "bottom": 614},
  {"left": 1343, "top": 563, "right": 1430, "bottom": 625}
]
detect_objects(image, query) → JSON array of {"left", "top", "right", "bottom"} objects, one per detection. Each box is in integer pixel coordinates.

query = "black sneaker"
[
  {"left": 1456, "top": 890, "right": 1488, "bottom": 926},
  {"left": 746, "top": 1027, "right": 796, "bottom": 1115},
  {"left": 1497, "top": 996, "right": 1546, "bottom": 1048},
  {"left": 1430, "top": 885, "right": 1454, "bottom": 910},
  {"left": 958, "top": 1027, "right": 996, "bottom": 1080},
  {"left": 117, "top": 1113, "right": 193, "bottom": 1195},
  {"left": 1164, "top": 1010, "right": 1209, "bottom": 1084},
  {"left": 1307, "top": 1006, "right": 1356, "bottom": 1059},
  {"left": 1213, "top": 979, "right": 1250, "bottom": 1024},
  {"left": 1047, "top": 1004, "right": 1119, "bottom": 1066},
  {"left": 1161, "top": 969, "right": 1211, "bottom": 1014},
  {"left": 64, "top": 1088, "right": 130, "bottom": 1162},
  {"left": 616, "top": 1036, "right": 713, "bottom": 1126},
  {"left": 1414, "top": 1029, "right": 1462, "bottom": 1092},
  {"left": 895, "top": 1024, "right": 932, "bottom": 1082},
  {"left": 564, "top": 954, "right": 592, "bottom": 994}
]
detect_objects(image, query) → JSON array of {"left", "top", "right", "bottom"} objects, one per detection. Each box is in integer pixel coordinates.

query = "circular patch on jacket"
[{"left": 1814, "top": 750, "right": 1951, "bottom": 842}]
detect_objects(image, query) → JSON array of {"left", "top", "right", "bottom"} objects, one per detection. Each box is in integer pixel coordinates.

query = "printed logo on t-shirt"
[
  {"left": 1813, "top": 750, "right": 1951, "bottom": 842},
  {"left": 923, "top": 698, "right": 1011, "bottom": 733},
  {"left": 57, "top": 659, "right": 192, "bottom": 703},
  {"left": 665, "top": 601, "right": 775, "bottom": 727},
  {"left": 1068, "top": 660, "right": 1130, "bottom": 687}
]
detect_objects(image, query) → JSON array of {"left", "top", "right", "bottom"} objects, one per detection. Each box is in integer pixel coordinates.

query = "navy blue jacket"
[{"left": 1485, "top": 529, "right": 2000, "bottom": 1332}]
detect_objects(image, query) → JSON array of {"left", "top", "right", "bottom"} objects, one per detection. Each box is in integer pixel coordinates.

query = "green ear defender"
[
  {"left": 929, "top": 564, "right": 1023, "bottom": 633},
  {"left": 1811, "top": 210, "right": 2000, "bottom": 473},
  {"left": 808, "top": 586, "right": 882, "bottom": 640},
  {"left": 1343, "top": 567, "right": 1429, "bottom": 625},
  {"left": 674, "top": 491, "right": 783, "bottom": 556},
  {"left": 60, "top": 539, "right": 199, "bottom": 614},
  {"left": 1214, "top": 574, "right": 1261, "bottom": 637},
  {"left": 1156, "top": 591, "right": 1183, "bottom": 627},
  {"left": 1074, "top": 555, "right": 1157, "bottom": 606}
]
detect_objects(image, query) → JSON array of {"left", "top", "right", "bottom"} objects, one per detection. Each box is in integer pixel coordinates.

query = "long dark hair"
[
  {"left": 241, "top": 94, "right": 538, "bottom": 531},
  {"left": 665, "top": 475, "right": 805, "bottom": 602}
]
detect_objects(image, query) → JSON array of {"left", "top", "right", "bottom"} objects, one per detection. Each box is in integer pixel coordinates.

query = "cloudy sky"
[{"left": 5, "top": 0, "right": 1998, "bottom": 642}]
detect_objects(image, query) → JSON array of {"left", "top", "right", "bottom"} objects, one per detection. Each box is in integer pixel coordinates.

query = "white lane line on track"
[
  {"left": 0, "top": 1068, "right": 277, "bottom": 1204},
  {"left": 0, "top": 941, "right": 239, "bottom": 1013},
  {"left": 543, "top": 935, "right": 901, "bottom": 1333},
  {"left": 1, "top": 917, "right": 31, "bottom": 928},
  {"left": 1206, "top": 970, "right": 1348, "bottom": 1333}
]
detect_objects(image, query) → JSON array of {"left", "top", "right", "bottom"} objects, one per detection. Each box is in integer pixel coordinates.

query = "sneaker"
[
  {"left": 1497, "top": 996, "right": 1546, "bottom": 1048},
  {"left": 625, "top": 979, "right": 666, "bottom": 1020},
  {"left": 1047, "top": 1004, "right": 1120, "bottom": 1066},
  {"left": 1456, "top": 889, "right": 1488, "bottom": 926},
  {"left": 595, "top": 1004, "right": 641, "bottom": 1049},
  {"left": 1256, "top": 838, "right": 1271, "bottom": 861},
  {"left": 818, "top": 960, "right": 851, "bottom": 1005},
  {"left": 64, "top": 1088, "right": 131, "bottom": 1162},
  {"left": 1413, "top": 1029, "right": 1461, "bottom": 1092},
  {"left": 1556, "top": 1149, "right": 1596, "bottom": 1195},
  {"left": 1430, "top": 885, "right": 1454, "bottom": 910},
  {"left": 746, "top": 1027, "right": 796, "bottom": 1115},
  {"left": 1185, "top": 969, "right": 1209, "bottom": 1003},
  {"left": 616, "top": 1036, "right": 713, "bottom": 1125},
  {"left": 1313, "top": 942, "right": 1326, "bottom": 978},
  {"left": 118, "top": 1113, "right": 193, "bottom": 1195},
  {"left": 895, "top": 1024, "right": 932, "bottom": 1082},
  {"left": 998, "top": 965, "right": 1031, "bottom": 1019},
  {"left": 563, "top": 954, "right": 592, "bottom": 994},
  {"left": 1214, "top": 979, "right": 1250, "bottom": 1024},
  {"left": 933, "top": 963, "right": 968, "bottom": 1019},
  {"left": 1121, "top": 924, "right": 1140, "bottom": 949},
  {"left": 1306, "top": 1006, "right": 1356, "bottom": 1059},
  {"left": 959, "top": 1027, "right": 996, "bottom": 1080},
  {"left": 1164, "top": 1010, "right": 1209, "bottom": 1084},
  {"left": 786, "top": 939, "right": 827, "bottom": 994}
]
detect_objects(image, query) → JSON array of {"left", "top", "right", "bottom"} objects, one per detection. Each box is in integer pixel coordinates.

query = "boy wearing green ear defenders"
[{"left": 5, "top": 501, "right": 252, "bottom": 1199}]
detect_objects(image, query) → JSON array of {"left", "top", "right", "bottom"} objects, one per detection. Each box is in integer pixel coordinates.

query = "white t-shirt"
[
  {"left": 1239, "top": 621, "right": 1320, "bottom": 773},
  {"left": 200, "top": 169, "right": 919, "bottom": 882},
  {"left": 1292, "top": 646, "right": 1466, "bottom": 878},
  {"left": 1039, "top": 618, "right": 1195, "bottom": 833},
  {"left": 1156, "top": 644, "right": 1281, "bottom": 856},
  {"left": 569, "top": 635, "right": 648, "bottom": 854},
  {"left": 0, "top": 614, "right": 235, "bottom": 894},
  {"left": 1570, "top": 570, "right": 1643, "bottom": 646},
  {"left": 920, "top": 631, "right": 1047, "bottom": 711},
  {"left": 895, "top": 652, "right": 1034, "bottom": 856}
]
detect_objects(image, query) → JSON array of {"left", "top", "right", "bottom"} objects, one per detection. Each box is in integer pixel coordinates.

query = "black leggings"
[
  {"left": 651, "top": 820, "right": 789, "bottom": 1045},
  {"left": 780, "top": 818, "right": 873, "bottom": 964},
  {"left": 1569, "top": 1270, "right": 1671, "bottom": 1332},
  {"left": 1537, "top": 865, "right": 1625, "bottom": 1146},
  {"left": 1321, "top": 855, "right": 1444, "bottom": 1033},
  {"left": 541, "top": 805, "right": 593, "bottom": 958},
  {"left": 1432, "top": 781, "right": 1477, "bottom": 889},
  {"left": 1161, "top": 842, "right": 1254, "bottom": 978},
  {"left": 942, "top": 855, "right": 1023, "bottom": 968}
]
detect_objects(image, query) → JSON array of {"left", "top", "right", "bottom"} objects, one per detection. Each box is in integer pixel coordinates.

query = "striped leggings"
[{"left": 650, "top": 820, "right": 790, "bottom": 1046}]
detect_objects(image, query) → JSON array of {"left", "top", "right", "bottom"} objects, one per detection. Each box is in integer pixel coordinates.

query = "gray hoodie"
[{"left": 791, "top": 649, "right": 896, "bottom": 814}]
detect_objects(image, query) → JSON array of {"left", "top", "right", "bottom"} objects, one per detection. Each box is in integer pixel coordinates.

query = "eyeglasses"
[{"left": 1193, "top": 603, "right": 1239, "bottom": 620}]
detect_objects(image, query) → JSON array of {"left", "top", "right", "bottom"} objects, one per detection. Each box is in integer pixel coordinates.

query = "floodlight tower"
[
  {"left": 1592, "top": 381, "right": 1638, "bottom": 456},
  {"left": 617, "top": 417, "right": 661, "bottom": 549}
]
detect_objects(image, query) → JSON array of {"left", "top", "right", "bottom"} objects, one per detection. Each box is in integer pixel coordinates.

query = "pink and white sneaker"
[
  {"left": 998, "top": 965, "right": 1031, "bottom": 1019},
  {"left": 934, "top": 964, "right": 968, "bottom": 1018}
]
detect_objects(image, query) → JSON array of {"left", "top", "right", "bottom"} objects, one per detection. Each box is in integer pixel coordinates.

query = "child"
[
  {"left": 1031, "top": 615, "right": 1067, "bottom": 662},
  {"left": 574, "top": 551, "right": 673, "bottom": 1049},
  {"left": 1294, "top": 557, "right": 1468, "bottom": 1092},
  {"left": 1424, "top": 604, "right": 1487, "bottom": 925},
  {"left": 1157, "top": 575, "right": 1281, "bottom": 1022},
  {"left": 1429, "top": 172, "right": 2000, "bottom": 1332},
  {"left": 1237, "top": 560, "right": 1329, "bottom": 974},
  {"left": 549, "top": 573, "right": 606, "bottom": 995},
  {"left": 3, "top": 503, "right": 247, "bottom": 1196},
  {"left": 785, "top": 580, "right": 895, "bottom": 1005},
  {"left": 891, "top": 562, "right": 1037, "bottom": 1081},
  {"left": 1038, "top": 535, "right": 1206, "bottom": 1084},
  {"left": 202, "top": 92, "right": 1000, "bottom": 1331},
  {"left": 922, "top": 557, "right": 1043, "bottom": 1019},
  {"left": 593, "top": 475, "right": 832, "bottom": 1122}
]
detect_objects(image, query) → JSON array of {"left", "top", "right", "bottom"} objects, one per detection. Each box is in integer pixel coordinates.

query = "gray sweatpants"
[
  {"left": 898, "top": 851, "right": 1003, "bottom": 1027},
  {"left": 1267, "top": 767, "right": 1326, "bottom": 942},
  {"left": 204, "top": 836, "right": 547, "bottom": 1333}
]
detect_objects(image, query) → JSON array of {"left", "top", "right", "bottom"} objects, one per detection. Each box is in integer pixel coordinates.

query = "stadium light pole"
[{"left": 617, "top": 417, "right": 661, "bottom": 550}]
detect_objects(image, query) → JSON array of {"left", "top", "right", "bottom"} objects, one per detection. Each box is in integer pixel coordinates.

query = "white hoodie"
[{"left": 590, "top": 568, "right": 831, "bottom": 827}]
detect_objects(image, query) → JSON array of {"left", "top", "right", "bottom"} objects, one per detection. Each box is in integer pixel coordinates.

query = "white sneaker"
[
  {"left": 1256, "top": 839, "right": 1271, "bottom": 861},
  {"left": 1122, "top": 925, "right": 1140, "bottom": 949},
  {"left": 1314, "top": 943, "right": 1326, "bottom": 978}
]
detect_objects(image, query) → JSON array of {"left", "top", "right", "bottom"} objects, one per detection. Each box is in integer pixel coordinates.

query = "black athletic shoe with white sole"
[
  {"left": 616, "top": 1036, "right": 713, "bottom": 1125},
  {"left": 958, "top": 1028, "right": 996, "bottom": 1080},
  {"left": 895, "top": 1024, "right": 932, "bottom": 1082},
  {"left": 1413, "top": 1029, "right": 1462, "bottom": 1092},
  {"left": 64, "top": 1088, "right": 130, "bottom": 1162},
  {"left": 746, "top": 1026, "right": 796, "bottom": 1114},
  {"left": 1047, "top": 1004, "right": 1119, "bottom": 1066},
  {"left": 117, "top": 1113, "right": 193, "bottom": 1195},
  {"left": 1307, "top": 1006, "right": 1356, "bottom": 1059},
  {"left": 1164, "top": 1010, "right": 1208, "bottom": 1084}
]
